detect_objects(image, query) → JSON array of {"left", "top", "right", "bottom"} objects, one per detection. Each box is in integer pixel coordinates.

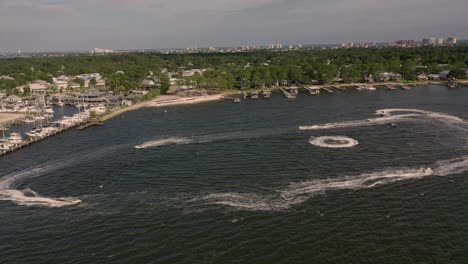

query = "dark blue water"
[{"left": 1, "top": 85, "right": 467, "bottom": 263}]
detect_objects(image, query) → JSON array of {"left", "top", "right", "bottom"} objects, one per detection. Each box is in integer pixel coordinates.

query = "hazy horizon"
[{"left": 1, "top": 0, "right": 467, "bottom": 53}]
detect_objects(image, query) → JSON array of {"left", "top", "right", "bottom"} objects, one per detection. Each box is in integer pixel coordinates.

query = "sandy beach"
[
  {"left": 101, "top": 94, "right": 224, "bottom": 121},
  {"left": 0, "top": 113, "right": 23, "bottom": 125}
]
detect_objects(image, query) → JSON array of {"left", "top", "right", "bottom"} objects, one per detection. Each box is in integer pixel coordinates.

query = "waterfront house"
[
  {"left": 428, "top": 74, "right": 440, "bottom": 80},
  {"left": 379, "top": 72, "right": 402, "bottom": 82},
  {"left": 77, "top": 89, "right": 108, "bottom": 104},
  {"left": 415, "top": 73, "right": 428, "bottom": 81},
  {"left": 439, "top": 70, "right": 451, "bottom": 80}
]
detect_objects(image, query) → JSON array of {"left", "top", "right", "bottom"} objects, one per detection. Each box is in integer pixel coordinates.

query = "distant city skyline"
[{"left": 0, "top": 0, "right": 467, "bottom": 53}]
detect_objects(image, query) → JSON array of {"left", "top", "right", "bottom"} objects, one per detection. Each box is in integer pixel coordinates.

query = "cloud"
[{"left": 0, "top": 0, "right": 467, "bottom": 52}]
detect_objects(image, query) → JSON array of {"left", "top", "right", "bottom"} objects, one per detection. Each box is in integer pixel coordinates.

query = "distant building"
[
  {"left": 446, "top": 38, "right": 457, "bottom": 45},
  {"left": 422, "top": 38, "right": 436, "bottom": 46},
  {"left": 394, "top": 40, "right": 416, "bottom": 47},
  {"left": 92, "top": 48, "right": 114, "bottom": 54},
  {"left": 435, "top": 38, "right": 446, "bottom": 46}
]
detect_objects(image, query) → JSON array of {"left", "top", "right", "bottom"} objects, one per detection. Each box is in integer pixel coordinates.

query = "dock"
[
  {"left": 77, "top": 120, "right": 104, "bottom": 130},
  {"left": 280, "top": 88, "right": 296, "bottom": 99},
  {"left": 0, "top": 119, "right": 88, "bottom": 157},
  {"left": 304, "top": 86, "right": 321, "bottom": 95},
  {"left": 320, "top": 87, "right": 334, "bottom": 93}
]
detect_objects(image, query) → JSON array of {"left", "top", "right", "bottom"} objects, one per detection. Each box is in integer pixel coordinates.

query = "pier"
[
  {"left": 77, "top": 120, "right": 104, "bottom": 130},
  {"left": 304, "top": 86, "right": 321, "bottom": 95},
  {"left": 280, "top": 88, "right": 296, "bottom": 99},
  {"left": 320, "top": 87, "right": 334, "bottom": 93},
  {"left": 0, "top": 119, "right": 88, "bottom": 157}
]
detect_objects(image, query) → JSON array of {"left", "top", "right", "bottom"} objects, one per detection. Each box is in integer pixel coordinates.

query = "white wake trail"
[
  {"left": 203, "top": 109, "right": 468, "bottom": 211},
  {"left": 134, "top": 137, "right": 194, "bottom": 149},
  {"left": 0, "top": 145, "right": 126, "bottom": 208},
  {"left": 203, "top": 156, "right": 468, "bottom": 211}
]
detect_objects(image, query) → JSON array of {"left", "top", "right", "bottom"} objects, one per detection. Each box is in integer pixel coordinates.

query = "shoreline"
[
  {"left": 100, "top": 94, "right": 225, "bottom": 121},
  {"left": 91, "top": 80, "right": 464, "bottom": 122}
]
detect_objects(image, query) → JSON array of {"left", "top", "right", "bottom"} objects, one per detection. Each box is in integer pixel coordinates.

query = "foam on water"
[
  {"left": 203, "top": 156, "right": 468, "bottom": 211},
  {"left": 299, "top": 108, "right": 467, "bottom": 132},
  {"left": 203, "top": 109, "right": 468, "bottom": 211},
  {"left": 134, "top": 128, "right": 293, "bottom": 149},
  {"left": 309, "top": 136, "right": 359, "bottom": 148},
  {"left": 134, "top": 137, "right": 194, "bottom": 149},
  {"left": 0, "top": 144, "right": 126, "bottom": 208}
]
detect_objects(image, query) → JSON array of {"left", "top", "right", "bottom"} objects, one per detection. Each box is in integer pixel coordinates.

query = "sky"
[{"left": 0, "top": 0, "right": 467, "bottom": 52}]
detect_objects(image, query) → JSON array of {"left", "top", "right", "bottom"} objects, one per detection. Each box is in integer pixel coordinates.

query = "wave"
[
  {"left": 0, "top": 144, "right": 126, "bottom": 208},
  {"left": 299, "top": 108, "right": 467, "bottom": 132},
  {"left": 203, "top": 108, "right": 468, "bottom": 211},
  {"left": 203, "top": 156, "right": 468, "bottom": 211}
]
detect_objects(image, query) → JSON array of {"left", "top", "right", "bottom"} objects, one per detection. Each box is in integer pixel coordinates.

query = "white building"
[
  {"left": 446, "top": 38, "right": 457, "bottom": 45},
  {"left": 52, "top": 78, "right": 68, "bottom": 90},
  {"left": 29, "top": 81, "right": 49, "bottom": 95}
]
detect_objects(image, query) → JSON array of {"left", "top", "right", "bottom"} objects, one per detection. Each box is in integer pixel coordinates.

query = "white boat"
[
  {"left": 26, "top": 128, "right": 43, "bottom": 138},
  {"left": 8, "top": 133, "right": 24, "bottom": 145}
]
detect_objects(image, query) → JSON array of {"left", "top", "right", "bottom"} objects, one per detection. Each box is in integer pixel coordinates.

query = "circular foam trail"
[{"left": 309, "top": 136, "right": 359, "bottom": 148}]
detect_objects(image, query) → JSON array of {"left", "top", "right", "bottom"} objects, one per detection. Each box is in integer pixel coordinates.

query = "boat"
[
  {"left": 447, "top": 83, "right": 457, "bottom": 89},
  {"left": 233, "top": 98, "right": 241, "bottom": 103},
  {"left": 309, "top": 89, "right": 320, "bottom": 96},
  {"left": 26, "top": 128, "right": 43, "bottom": 138},
  {"left": 280, "top": 88, "right": 296, "bottom": 99},
  {"left": 357, "top": 85, "right": 376, "bottom": 91},
  {"left": 250, "top": 92, "right": 259, "bottom": 99},
  {"left": 261, "top": 91, "right": 271, "bottom": 99},
  {"left": 8, "top": 133, "right": 24, "bottom": 145}
]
